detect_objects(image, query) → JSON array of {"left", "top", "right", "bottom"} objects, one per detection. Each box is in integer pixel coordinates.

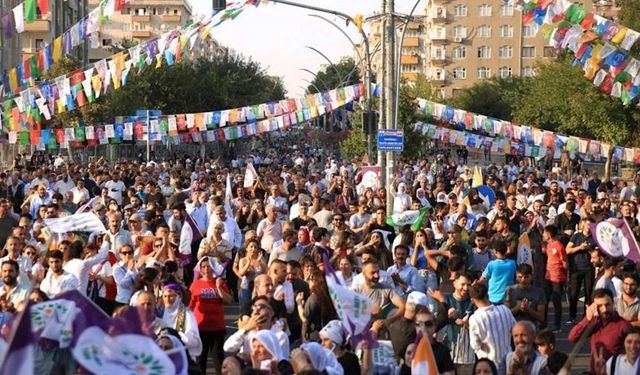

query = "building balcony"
[
  {"left": 430, "top": 35, "right": 447, "bottom": 44},
  {"left": 400, "top": 55, "right": 419, "bottom": 65},
  {"left": 132, "top": 14, "right": 151, "bottom": 23},
  {"left": 132, "top": 30, "right": 153, "bottom": 38},
  {"left": 430, "top": 75, "right": 447, "bottom": 85},
  {"left": 406, "top": 21, "right": 421, "bottom": 30},
  {"left": 24, "top": 19, "right": 49, "bottom": 33},
  {"left": 431, "top": 56, "right": 448, "bottom": 65},
  {"left": 402, "top": 73, "right": 418, "bottom": 81},
  {"left": 402, "top": 37, "right": 420, "bottom": 47},
  {"left": 431, "top": 12, "right": 447, "bottom": 23},
  {"left": 162, "top": 14, "right": 182, "bottom": 22}
]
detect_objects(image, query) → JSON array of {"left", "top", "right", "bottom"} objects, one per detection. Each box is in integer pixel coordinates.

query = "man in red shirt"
[
  {"left": 542, "top": 225, "right": 567, "bottom": 333},
  {"left": 568, "top": 288, "right": 630, "bottom": 373}
]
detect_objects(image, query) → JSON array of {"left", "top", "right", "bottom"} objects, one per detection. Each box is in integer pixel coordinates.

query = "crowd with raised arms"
[{"left": 0, "top": 138, "right": 639, "bottom": 375}]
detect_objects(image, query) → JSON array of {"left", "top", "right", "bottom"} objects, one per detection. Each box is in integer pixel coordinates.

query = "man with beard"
[
  {"left": 505, "top": 321, "right": 548, "bottom": 375},
  {"left": 569, "top": 288, "right": 630, "bottom": 373},
  {"left": 0, "top": 260, "right": 29, "bottom": 311},
  {"left": 505, "top": 264, "right": 546, "bottom": 325},
  {"left": 40, "top": 251, "right": 79, "bottom": 298},
  {"left": 353, "top": 260, "right": 406, "bottom": 325},
  {"left": 566, "top": 217, "right": 596, "bottom": 324},
  {"left": 615, "top": 273, "right": 640, "bottom": 325}
]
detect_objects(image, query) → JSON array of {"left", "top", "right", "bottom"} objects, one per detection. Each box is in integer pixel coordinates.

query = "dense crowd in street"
[{"left": 0, "top": 138, "right": 640, "bottom": 375}]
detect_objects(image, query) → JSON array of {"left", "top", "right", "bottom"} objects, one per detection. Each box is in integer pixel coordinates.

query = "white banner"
[
  {"left": 243, "top": 163, "right": 258, "bottom": 188},
  {"left": 43, "top": 213, "right": 106, "bottom": 234}
]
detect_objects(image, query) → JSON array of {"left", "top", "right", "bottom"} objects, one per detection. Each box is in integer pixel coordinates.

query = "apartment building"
[
  {"left": 424, "top": 0, "right": 595, "bottom": 98},
  {"left": 15, "top": 0, "right": 88, "bottom": 69},
  {"left": 356, "top": 15, "right": 428, "bottom": 85}
]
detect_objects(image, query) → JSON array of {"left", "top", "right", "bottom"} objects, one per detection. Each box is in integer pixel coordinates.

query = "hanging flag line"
[
  {"left": 511, "top": 0, "right": 640, "bottom": 105},
  {"left": 1, "top": 0, "right": 134, "bottom": 99},
  {"left": 6, "top": 83, "right": 364, "bottom": 150},
  {"left": 0, "top": 0, "right": 254, "bottom": 132},
  {"left": 416, "top": 99, "right": 633, "bottom": 163}
]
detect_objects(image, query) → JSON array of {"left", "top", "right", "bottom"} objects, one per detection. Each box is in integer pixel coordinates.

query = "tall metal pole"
[
  {"left": 378, "top": 0, "right": 387, "bottom": 196},
  {"left": 146, "top": 109, "right": 150, "bottom": 162},
  {"left": 384, "top": 0, "right": 396, "bottom": 216}
]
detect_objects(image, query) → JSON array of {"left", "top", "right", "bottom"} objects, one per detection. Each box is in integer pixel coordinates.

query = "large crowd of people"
[{"left": 0, "top": 140, "right": 639, "bottom": 375}]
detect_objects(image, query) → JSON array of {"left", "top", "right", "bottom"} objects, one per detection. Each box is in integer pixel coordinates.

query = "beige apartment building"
[
  {"left": 357, "top": 1, "right": 599, "bottom": 98},
  {"left": 87, "top": 0, "right": 193, "bottom": 61},
  {"left": 424, "top": 0, "right": 594, "bottom": 98}
]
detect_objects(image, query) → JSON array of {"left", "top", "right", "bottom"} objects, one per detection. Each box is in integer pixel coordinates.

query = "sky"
[{"left": 188, "top": 0, "right": 419, "bottom": 98}]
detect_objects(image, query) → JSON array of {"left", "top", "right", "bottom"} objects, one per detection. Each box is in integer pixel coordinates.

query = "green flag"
[
  {"left": 30, "top": 55, "right": 39, "bottom": 80},
  {"left": 386, "top": 208, "right": 429, "bottom": 230},
  {"left": 25, "top": 0, "right": 36, "bottom": 23}
]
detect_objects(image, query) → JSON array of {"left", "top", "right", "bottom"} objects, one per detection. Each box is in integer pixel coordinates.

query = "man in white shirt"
[
  {"left": 41, "top": 251, "right": 79, "bottom": 298},
  {"left": 71, "top": 179, "right": 90, "bottom": 204},
  {"left": 0, "top": 260, "right": 30, "bottom": 311},
  {"left": 104, "top": 173, "right": 126, "bottom": 205},
  {"left": 605, "top": 327, "right": 640, "bottom": 375},
  {"left": 63, "top": 236, "right": 111, "bottom": 294},
  {"left": 209, "top": 205, "right": 242, "bottom": 250},
  {"left": 105, "top": 212, "right": 133, "bottom": 255},
  {"left": 54, "top": 174, "right": 75, "bottom": 196}
]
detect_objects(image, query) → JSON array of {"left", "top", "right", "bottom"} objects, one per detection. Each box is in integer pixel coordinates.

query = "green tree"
[
  {"left": 618, "top": 0, "right": 640, "bottom": 31},
  {"left": 511, "top": 58, "right": 634, "bottom": 146},
  {"left": 340, "top": 110, "right": 367, "bottom": 160},
  {"left": 306, "top": 58, "right": 361, "bottom": 93},
  {"left": 398, "top": 80, "right": 424, "bottom": 159},
  {"left": 446, "top": 77, "right": 525, "bottom": 121}
]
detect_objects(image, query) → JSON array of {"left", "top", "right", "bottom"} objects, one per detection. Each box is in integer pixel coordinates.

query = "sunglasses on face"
[
  {"left": 120, "top": 251, "right": 133, "bottom": 256},
  {"left": 416, "top": 320, "right": 434, "bottom": 327}
]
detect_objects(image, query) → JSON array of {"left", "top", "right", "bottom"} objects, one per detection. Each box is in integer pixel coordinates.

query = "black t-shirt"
[
  {"left": 338, "top": 351, "right": 361, "bottom": 374},
  {"left": 388, "top": 317, "right": 416, "bottom": 359},
  {"left": 567, "top": 232, "right": 595, "bottom": 272},
  {"left": 432, "top": 340, "right": 455, "bottom": 374},
  {"left": 556, "top": 212, "right": 580, "bottom": 235}
]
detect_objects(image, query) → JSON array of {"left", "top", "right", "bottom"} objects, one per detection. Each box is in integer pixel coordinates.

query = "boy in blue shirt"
[{"left": 478, "top": 241, "right": 516, "bottom": 304}]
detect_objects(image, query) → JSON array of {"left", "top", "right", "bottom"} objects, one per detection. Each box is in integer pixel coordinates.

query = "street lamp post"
[{"left": 269, "top": 0, "right": 375, "bottom": 165}]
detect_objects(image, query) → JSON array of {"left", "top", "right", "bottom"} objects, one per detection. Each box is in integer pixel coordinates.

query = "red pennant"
[
  {"left": 600, "top": 74, "right": 614, "bottom": 94},
  {"left": 115, "top": 0, "right": 126, "bottom": 11},
  {"left": 176, "top": 115, "right": 186, "bottom": 131},
  {"left": 55, "top": 128, "right": 64, "bottom": 144},
  {"left": 29, "top": 130, "right": 40, "bottom": 144},
  {"left": 23, "top": 59, "right": 31, "bottom": 83},
  {"left": 37, "top": 0, "right": 48, "bottom": 15}
]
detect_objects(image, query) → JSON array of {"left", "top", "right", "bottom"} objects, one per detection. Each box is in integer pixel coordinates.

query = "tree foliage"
[
  {"left": 618, "top": 0, "right": 640, "bottom": 32},
  {"left": 398, "top": 80, "right": 424, "bottom": 159},
  {"left": 445, "top": 77, "right": 524, "bottom": 121},
  {"left": 339, "top": 110, "right": 367, "bottom": 160},
  {"left": 511, "top": 58, "right": 636, "bottom": 145},
  {"left": 42, "top": 52, "right": 286, "bottom": 129},
  {"left": 306, "top": 58, "right": 360, "bottom": 93}
]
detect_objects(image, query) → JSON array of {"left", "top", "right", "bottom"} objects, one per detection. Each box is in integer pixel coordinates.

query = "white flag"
[
  {"left": 43, "top": 213, "right": 106, "bottom": 234},
  {"left": 243, "top": 163, "right": 258, "bottom": 188}
]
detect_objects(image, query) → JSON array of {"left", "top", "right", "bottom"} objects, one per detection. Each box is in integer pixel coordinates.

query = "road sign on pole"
[{"left": 377, "top": 129, "right": 404, "bottom": 152}]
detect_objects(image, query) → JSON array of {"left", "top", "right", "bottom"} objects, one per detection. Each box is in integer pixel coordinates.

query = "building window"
[
  {"left": 521, "top": 66, "right": 534, "bottom": 77},
  {"left": 499, "top": 46, "right": 513, "bottom": 58},
  {"left": 454, "top": 5, "right": 467, "bottom": 17},
  {"left": 501, "top": 4, "right": 514, "bottom": 16},
  {"left": 453, "top": 26, "right": 467, "bottom": 38},
  {"left": 453, "top": 46, "right": 466, "bottom": 59},
  {"left": 499, "top": 67, "right": 512, "bottom": 78},
  {"left": 477, "top": 46, "right": 491, "bottom": 59},
  {"left": 102, "top": 38, "right": 112, "bottom": 46},
  {"left": 122, "top": 8, "right": 131, "bottom": 15},
  {"left": 136, "top": 8, "right": 146, "bottom": 15},
  {"left": 523, "top": 24, "right": 536, "bottom": 37},
  {"left": 522, "top": 46, "right": 535, "bottom": 58},
  {"left": 34, "top": 38, "right": 44, "bottom": 49},
  {"left": 544, "top": 46, "right": 556, "bottom": 57},
  {"left": 452, "top": 88, "right": 465, "bottom": 97},
  {"left": 433, "top": 26, "right": 446, "bottom": 39},
  {"left": 152, "top": 8, "right": 157, "bottom": 15},
  {"left": 500, "top": 25, "right": 513, "bottom": 38},
  {"left": 123, "top": 24, "right": 130, "bottom": 31},
  {"left": 478, "top": 25, "right": 491, "bottom": 38},
  {"left": 173, "top": 9, "right": 179, "bottom": 15},
  {"left": 477, "top": 67, "right": 491, "bottom": 79},
  {"left": 453, "top": 67, "right": 467, "bottom": 79},
  {"left": 479, "top": 4, "right": 492, "bottom": 17}
]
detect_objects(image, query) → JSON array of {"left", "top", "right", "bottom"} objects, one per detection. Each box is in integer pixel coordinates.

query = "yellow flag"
[
  {"left": 53, "top": 36, "right": 62, "bottom": 62},
  {"left": 472, "top": 166, "right": 483, "bottom": 187}
]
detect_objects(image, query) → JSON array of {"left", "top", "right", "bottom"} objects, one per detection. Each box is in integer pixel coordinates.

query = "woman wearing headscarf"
[
  {"left": 156, "top": 328, "right": 201, "bottom": 375},
  {"left": 250, "top": 329, "right": 286, "bottom": 370},
  {"left": 415, "top": 188, "right": 432, "bottom": 209},
  {"left": 189, "top": 256, "right": 232, "bottom": 374},
  {"left": 392, "top": 182, "right": 411, "bottom": 214},
  {"left": 161, "top": 283, "right": 202, "bottom": 360},
  {"left": 319, "top": 320, "right": 360, "bottom": 374},
  {"left": 292, "top": 342, "right": 344, "bottom": 375}
]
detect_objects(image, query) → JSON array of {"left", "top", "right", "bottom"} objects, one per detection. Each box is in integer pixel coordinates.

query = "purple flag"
[
  {"left": 0, "top": 303, "right": 35, "bottom": 374},
  {"left": 54, "top": 290, "right": 112, "bottom": 346},
  {"left": 2, "top": 14, "right": 14, "bottom": 40},
  {"left": 591, "top": 218, "right": 640, "bottom": 261}
]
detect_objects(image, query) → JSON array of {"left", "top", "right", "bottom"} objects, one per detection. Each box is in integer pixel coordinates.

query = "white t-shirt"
[
  {"left": 54, "top": 179, "right": 75, "bottom": 195},
  {"left": 105, "top": 180, "right": 126, "bottom": 205}
]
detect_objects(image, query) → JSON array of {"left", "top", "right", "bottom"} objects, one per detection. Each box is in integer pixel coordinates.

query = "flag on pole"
[
  {"left": 386, "top": 208, "right": 428, "bottom": 228},
  {"left": 591, "top": 218, "right": 640, "bottom": 261},
  {"left": 411, "top": 334, "right": 438, "bottom": 375},
  {"left": 178, "top": 212, "right": 203, "bottom": 264},
  {"left": 224, "top": 173, "right": 233, "bottom": 218},
  {"left": 0, "top": 303, "right": 34, "bottom": 375},
  {"left": 243, "top": 162, "right": 258, "bottom": 188},
  {"left": 472, "top": 166, "right": 483, "bottom": 187},
  {"left": 43, "top": 212, "right": 106, "bottom": 233},
  {"left": 517, "top": 232, "right": 533, "bottom": 266}
]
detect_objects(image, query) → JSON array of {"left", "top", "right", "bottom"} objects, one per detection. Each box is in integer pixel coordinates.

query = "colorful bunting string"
[
  {"left": 0, "top": 0, "right": 133, "bottom": 98},
  {"left": 0, "top": 0, "right": 255, "bottom": 132},
  {"left": 512, "top": 0, "right": 640, "bottom": 105},
  {"left": 417, "top": 99, "right": 634, "bottom": 164},
  {"left": 6, "top": 83, "right": 364, "bottom": 150}
]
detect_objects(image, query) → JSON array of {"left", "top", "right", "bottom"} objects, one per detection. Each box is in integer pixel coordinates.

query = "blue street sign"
[{"left": 377, "top": 129, "right": 404, "bottom": 152}]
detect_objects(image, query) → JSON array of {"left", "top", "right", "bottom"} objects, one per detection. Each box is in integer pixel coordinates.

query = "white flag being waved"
[
  {"left": 43, "top": 213, "right": 106, "bottom": 234},
  {"left": 243, "top": 163, "right": 258, "bottom": 188}
]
